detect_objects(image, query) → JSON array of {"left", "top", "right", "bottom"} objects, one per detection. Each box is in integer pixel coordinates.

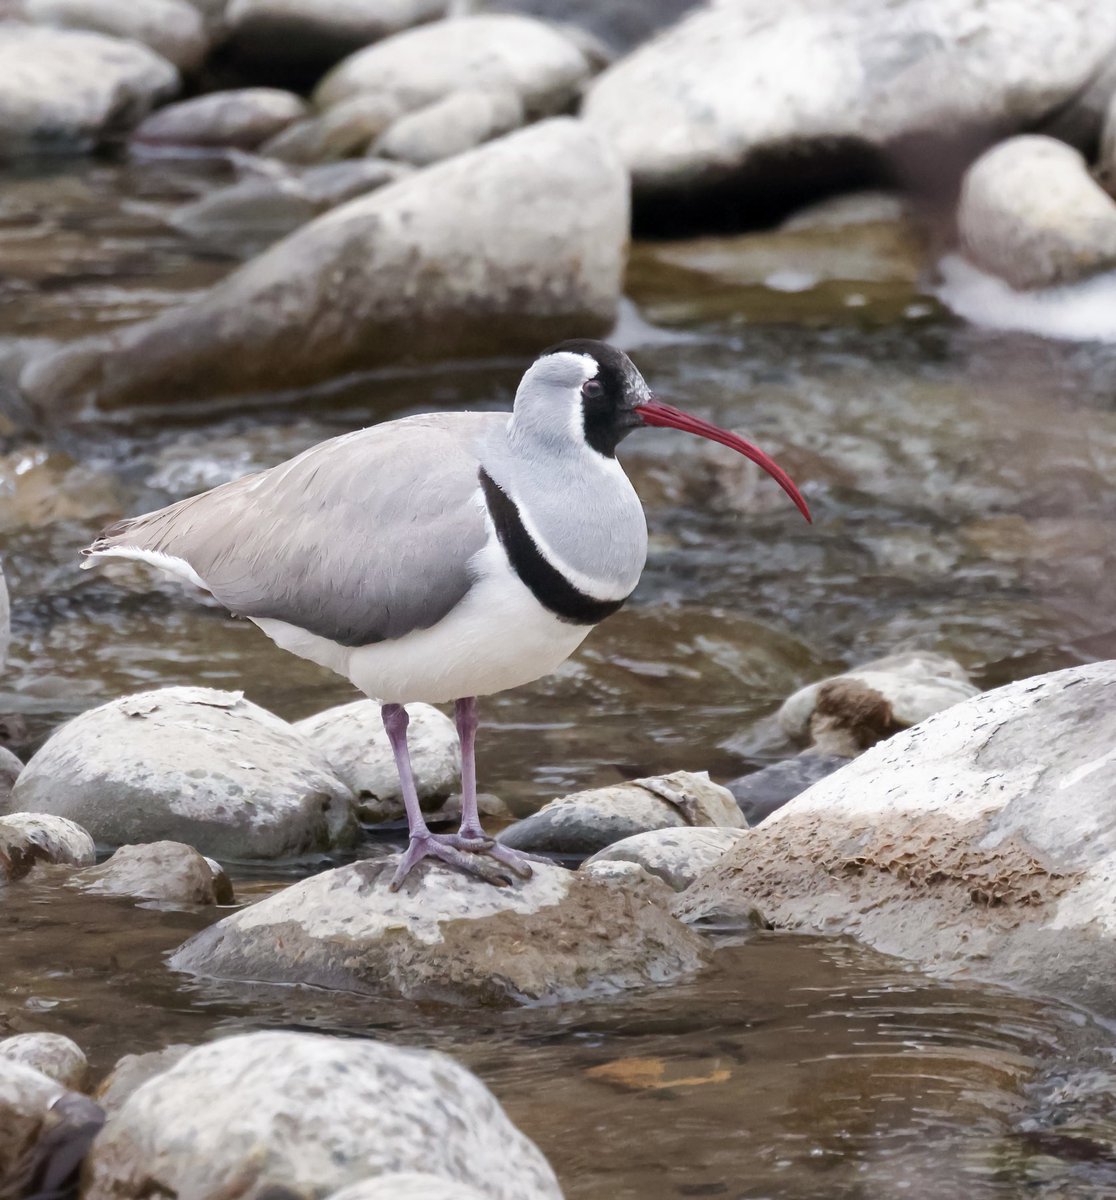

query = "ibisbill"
[{"left": 82, "top": 340, "right": 811, "bottom": 889}]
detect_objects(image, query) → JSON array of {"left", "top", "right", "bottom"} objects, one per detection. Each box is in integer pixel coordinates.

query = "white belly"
[{"left": 250, "top": 540, "right": 593, "bottom": 704}]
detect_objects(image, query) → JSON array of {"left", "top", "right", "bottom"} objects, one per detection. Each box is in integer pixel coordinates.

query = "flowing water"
[{"left": 3, "top": 157, "right": 1116, "bottom": 1197}]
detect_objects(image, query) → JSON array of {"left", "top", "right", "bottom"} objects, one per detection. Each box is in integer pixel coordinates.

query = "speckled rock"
[
  {"left": 327, "top": 1177, "right": 491, "bottom": 1200},
  {"left": 133, "top": 88, "right": 309, "bottom": 149},
  {"left": 5, "top": 687, "right": 357, "bottom": 860},
  {"left": 585, "top": 826, "right": 749, "bottom": 891},
  {"left": 315, "top": 14, "right": 589, "bottom": 118},
  {"left": 0, "top": 747, "right": 21, "bottom": 807},
  {"left": 22, "top": 118, "right": 628, "bottom": 412},
  {"left": 69, "top": 841, "right": 235, "bottom": 906},
  {"left": 84, "top": 1031, "right": 562, "bottom": 1199},
  {"left": 958, "top": 136, "right": 1116, "bottom": 290},
  {"left": 0, "top": 812, "right": 95, "bottom": 881},
  {"left": 498, "top": 771, "right": 745, "bottom": 857},
  {"left": 376, "top": 87, "right": 525, "bottom": 165},
  {"left": 678, "top": 662, "right": 1116, "bottom": 1020},
  {"left": 294, "top": 699, "right": 458, "bottom": 823},
  {"left": 170, "top": 856, "right": 707, "bottom": 1004},
  {"left": 728, "top": 754, "right": 851, "bottom": 824},
  {"left": 578, "top": 858, "right": 677, "bottom": 905},
  {"left": 0, "top": 24, "right": 180, "bottom": 156},
  {"left": 0, "top": 1033, "right": 87, "bottom": 1091},
  {"left": 260, "top": 93, "right": 404, "bottom": 163},
  {"left": 94, "top": 1046, "right": 192, "bottom": 1118}
]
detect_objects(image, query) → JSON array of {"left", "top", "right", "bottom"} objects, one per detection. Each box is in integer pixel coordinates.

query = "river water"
[{"left": 2, "top": 157, "right": 1116, "bottom": 1197}]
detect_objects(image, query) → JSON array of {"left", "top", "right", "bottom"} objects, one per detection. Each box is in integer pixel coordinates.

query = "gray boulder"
[
  {"left": 375, "top": 86, "right": 525, "bottom": 165},
  {"left": 583, "top": 0, "right": 1116, "bottom": 228},
  {"left": 6, "top": 687, "right": 357, "bottom": 860},
  {"left": 728, "top": 754, "right": 851, "bottom": 824},
  {"left": 170, "top": 856, "right": 707, "bottom": 1004},
  {"left": 21, "top": 118, "right": 628, "bottom": 413},
  {"left": 0, "top": 560, "right": 9, "bottom": 675},
  {"left": 260, "top": 93, "right": 404, "bottom": 163},
  {"left": 584, "top": 826, "right": 748, "bottom": 892},
  {"left": 1100, "top": 89, "right": 1116, "bottom": 189},
  {"left": 473, "top": 0, "right": 703, "bottom": 55},
  {"left": 0, "top": 1033, "right": 87, "bottom": 1091},
  {"left": 69, "top": 841, "right": 235, "bottom": 906},
  {"left": 315, "top": 14, "right": 589, "bottom": 118},
  {"left": 132, "top": 88, "right": 309, "bottom": 149},
  {"left": 0, "top": 812, "right": 95, "bottom": 881},
  {"left": 0, "top": 24, "right": 180, "bottom": 156},
  {"left": 678, "top": 662, "right": 1116, "bottom": 1020},
  {"left": 0, "top": 747, "right": 21, "bottom": 808},
  {"left": 498, "top": 770, "right": 745, "bottom": 857},
  {"left": 94, "top": 1046, "right": 192, "bottom": 1118},
  {"left": 84, "top": 1031, "right": 562, "bottom": 1200},
  {"left": 294, "top": 699, "right": 458, "bottom": 823},
  {"left": 958, "top": 135, "right": 1116, "bottom": 290}
]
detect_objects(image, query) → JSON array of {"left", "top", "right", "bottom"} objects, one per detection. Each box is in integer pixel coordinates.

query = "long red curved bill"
[{"left": 638, "top": 400, "right": 812, "bottom": 523}]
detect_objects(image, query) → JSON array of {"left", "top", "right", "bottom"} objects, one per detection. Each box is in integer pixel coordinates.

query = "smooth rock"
[
  {"left": 295, "top": 699, "right": 458, "bottom": 823},
  {"left": 585, "top": 826, "right": 748, "bottom": 892},
  {"left": 376, "top": 86, "right": 525, "bottom": 165},
  {"left": 0, "top": 747, "right": 21, "bottom": 807},
  {"left": 19, "top": 0, "right": 207, "bottom": 71},
  {"left": 778, "top": 651, "right": 978, "bottom": 755},
  {"left": 261, "top": 93, "right": 404, "bottom": 163},
  {"left": 94, "top": 1046, "right": 192, "bottom": 1118},
  {"left": 578, "top": 858, "right": 677, "bottom": 905},
  {"left": 6, "top": 687, "right": 357, "bottom": 860},
  {"left": 728, "top": 754, "right": 851, "bottom": 824},
  {"left": 1100, "top": 89, "right": 1116, "bottom": 189},
  {"left": 498, "top": 770, "right": 745, "bottom": 857},
  {"left": 0, "top": 1034, "right": 87, "bottom": 1091},
  {"left": 85, "top": 1031, "right": 562, "bottom": 1199},
  {"left": 69, "top": 841, "right": 235, "bottom": 906},
  {"left": 328, "top": 1176, "right": 491, "bottom": 1200},
  {"left": 583, "top": 0, "right": 1116, "bottom": 230},
  {"left": 22, "top": 118, "right": 628, "bottom": 412},
  {"left": 0, "top": 24, "right": 180, "bottom": 156},
  {"left": 300, "top": 158, "right": 410, "bottom": 204},
  {"left": 678, "top": 662, "right": 1116, "bottom": 1019},
  {"left": 474, "top": 0, "right": 703, "bottom": 55},
  {"left": 0, "top": 812, "right": 96, "bottom": 881},
  {"left": 132, "top": 88, "right": 309, "bottom": 149},
  {"left": 315, "top": 15, "right": 589, "bottom": 119},
  {"left": 170, "top": 856, "right": 707, "bottom": 1004},
  {"left": 958, "top": 136, "right": 1116, "bottom": 290},
  {"left": 0, "top": 561, "right": 8, "bottom": 674}
]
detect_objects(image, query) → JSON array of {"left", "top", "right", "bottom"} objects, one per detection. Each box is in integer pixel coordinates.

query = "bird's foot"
[{"left": 389, "top": 831, "right": 531, "bottom": 891}]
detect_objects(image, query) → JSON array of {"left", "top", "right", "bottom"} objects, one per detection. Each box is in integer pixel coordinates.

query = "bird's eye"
[{"left": 582, "top": 379, "right": 604, "bottom": 400}]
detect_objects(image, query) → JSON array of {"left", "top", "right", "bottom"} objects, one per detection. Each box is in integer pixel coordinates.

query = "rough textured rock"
[
  {"left": 678, "top": 662, "right": 1116, "bottom": 1019},
  {"left": 6, "top": 688, "right": 357, "bottom": 860},
  {"left": 728, "top": 754, "right": 851, "bottom": 824},
  {"left": 328, "top": 1177, "right": 491, "bottom": 1200},
  {"left": 94, "top": 1046, "right": 192, "bottom": 1118},
  {"left": 315, "top": 15, "right": 589, "bottom": 118},
  {"left": 578, "top": 857, "right": 677, "bottom": 904},
  {"left": 132, "top": 88, "right": 309, "bottom": 149},
  {"left": 294, "top": 699, "right": 458, "bottom": 823},
  {"left": 0, "top": 1034, "right": 87, "bottom": 1091},
  {"left": 69, "top": 841, "right": 235, "bottom": 906},
  {"left": 21, "top": 118, "right": 628, "bottom": 412},
  {"left": 958, "top": 136, "right": 1116, "bottom": 290},
  {"left": 85, "top": 1031, "right": 562, "bottom": 1200},
  {"left": 583, "top": 0, "right": 1116, "bottom": 230},
  {"left": 0, "top": 812, "right": 95, "bottom": 881},
  {"left": 498, "top": 771, "right": 745, "bottom": 856},
  {"left": 0, "top": 24, "right": 180, "bottom": 156},
  {"left": 18, "top": 0, "right": 208, "bottom": 71},
  {"left": 585, "top": 826, "right": 748, "bottom": 891},
  {"left": 260, "top": 93, "right": 404, "bottom": 163},
  {"left": 376, "top": 87, "right": 525, "bottom": 165},
  {"left": 171, "top": 856, "right": 707, "bottom": 1004},
  {"left": 778, "top": 651, "right": 978, "bottom": 755}
]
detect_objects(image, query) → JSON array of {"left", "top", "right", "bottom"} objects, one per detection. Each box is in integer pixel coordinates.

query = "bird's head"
[{"left": 512, "top": 339, "right": 811, "bottom": 522}]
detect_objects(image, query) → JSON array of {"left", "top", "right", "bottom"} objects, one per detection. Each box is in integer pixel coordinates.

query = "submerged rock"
[
  {"left": 6, "top": 687, "right": 357, "bottom": 860},
  {"left": 170, "top": 856, "right": 707, "bottom": 1004},
  {"left": 69, "top": 841, "right": 235, "bottom": 906},
  {"left": 376, "top": 86, "right": 526, "bottom": 166},
  {"left": 0, "top": 812, "right": 95, "bottom": 881},
  {"left": 0, "top": 24, "right": 180, "bottom": 156},
  {"left": 0, "top": 1033, "right": 87, "bottom": 1091},
  {"left": 678, "top": 662, "right": 1116, "bottom": 1020},
  {"left": 132, "top": 88, "right": 309, "bottom": 149},
  {"left": 498, "top": 770, "right": 744, "bottom": 857},
  {"left": 84, "top": 1031, "right": 562, "bottom": 1200},
  {"left": 727, "top": 754, "right": 851, "bottom": 824},
  {"left": 584, "top": 826, "right": 747, "bottom": 891},
  {"left": 22, "top": 118, "right": 628, "bottom": 413},
  {"left": 958, "top": 136, "right": 1116, "bottom": 290},
  {"left": 294, "top": 699, "right": 458, "bottom": 823}
]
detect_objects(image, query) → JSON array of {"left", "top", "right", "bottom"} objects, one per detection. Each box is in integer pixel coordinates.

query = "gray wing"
[{"left": 85, "top": 412, "right": 505, "bottom": 647}]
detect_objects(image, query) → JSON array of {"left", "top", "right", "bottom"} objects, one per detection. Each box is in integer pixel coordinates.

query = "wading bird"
[{"left": 83, "top": 341, "right": 810, "bottom": 888}]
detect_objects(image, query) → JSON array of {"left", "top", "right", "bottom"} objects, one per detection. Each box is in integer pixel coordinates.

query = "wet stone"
[
  {"left": 728, "top": 754, "right": 852, "bottom": 824},
  {"left": 0, "top": 747, "right": 22, "bottom": 807},
  {"left": 0, "top": 812, "right": 96, "bottom": 882},
  {"left": 260, "top": 93, "right": 405, "bottom": 163},
  {"left": 584, "top": 826, "right": 749, "bottom": 892},
  {"left": 0, "top": 1033, "right": 87, "bottom": 1091},
  {"left": 68, "top": 840, "right": 235, "bottom": 906},
  {"left": 132, "top": 88, "right": 310, "bottom": 150},
  {"left": 94, "top": 1046, "right": 192, "bottom": 1118}
]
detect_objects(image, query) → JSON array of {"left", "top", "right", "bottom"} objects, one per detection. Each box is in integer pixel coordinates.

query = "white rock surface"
[
  {"left": 315, "top": 14, "right": 589, "bottom": 118},
  {"left": 0, "top": 560, "right": 9, "bottom": 674},
  {"left": 0, "top": 24, "right": 180, "bottom": 156},
  {"left": 5, "top": 688, "right": 357, "bottom": 860},
  {"left": 0, "top": 746, "right": 22, "bottom": 807},
  {"left": 22, "top": 118, "right": 628, "bottom": 412},
  {"left": 328, "top": 1177, "right": 491, "bottom": 1200},
  {"left": 133, "top": 88, "right": 309, "bottom": 149},
  {"left": 498, "top": 770, "right": 745, "bottom": 856},
  {"left": 170, "top": 855, "right": 707, "bottom": 1004},
  {"left": 0, "top": 1033, "right": 87, "bottom": 1091},
  {"left": 261, "top": 93, "right": 404, "bottom": 162},
  {"left": 585, "top": 826, "right": 748, "bottom": 891},
  {"left": 84, "top": 1031, "right": 562, "bottom": 1200},
  {"left": 69, "top": 840, "right": 234, "bottom": 905},
  {"left": 376, "top": 86, "right": 525, "bottom": 165},
  {"left": 679, "top": 662, "right": 1116, "bottom": 1019},
  {"left": 958, "top": 135, "right": 1116, "bottom": 290},
  {"left": 295, "top": 699, "right": 458, "bottom": 822},
  {"left": 0, "top": 812, "right": 96, "bottom": 881}
]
